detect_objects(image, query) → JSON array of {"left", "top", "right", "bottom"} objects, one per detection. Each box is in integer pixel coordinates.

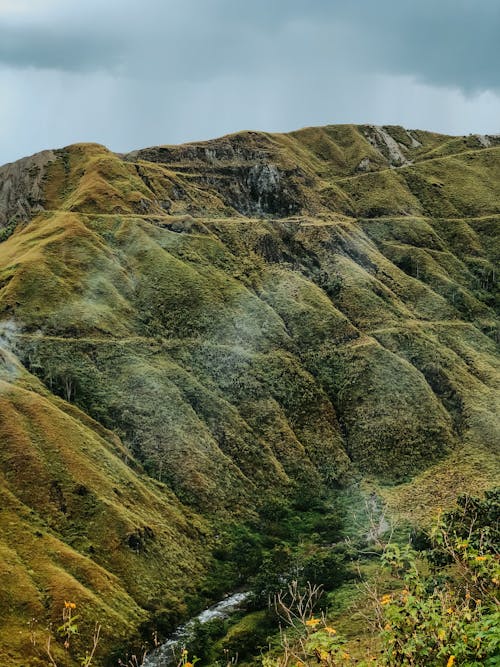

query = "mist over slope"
[{"left": 0, "top": 124, "right": 498, "bottom": 664}]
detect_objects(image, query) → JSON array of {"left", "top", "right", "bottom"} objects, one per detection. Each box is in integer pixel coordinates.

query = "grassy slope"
[
  {"left": 0, "top": 352, "right": 208, "bottom": 665},
  {"left": 0, "top": 125, "right": 498, "bottom": 663}
]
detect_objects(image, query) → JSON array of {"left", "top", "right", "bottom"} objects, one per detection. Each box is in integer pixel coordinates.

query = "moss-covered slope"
[
  {"left": 0, "top": 350, "right": 209, "bottom": 665},
  {"left": 0, "top": 124, "right": 498, "bottom": 664}
]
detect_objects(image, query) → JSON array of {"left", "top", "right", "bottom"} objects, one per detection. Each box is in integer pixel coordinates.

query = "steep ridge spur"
[{"left": 0, "top": 124, "right": 498, "bottom": 664}]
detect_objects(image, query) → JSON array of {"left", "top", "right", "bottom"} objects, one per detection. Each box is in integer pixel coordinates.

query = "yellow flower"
[
  {"left": 380, "top": 594, "right": 392, "bottom": 605},
  {"left": 319, "top": 650, "right": 329, "bottom": 661},
  {"left": 305, "top": 617, "right": 320, "bottom": 627},
  {"left": 64, "top": 601, "right": 76, "bottom": 609},
  {"left": 341, "top": 653, "right": 350, "bottom": 661},
  {"left": 324, "top": 626, "right": 337, "bottom": 634},
  {"left": 446, "top": 656, "right": 455, "bottom": 667},
  {"left": 438, "top": 629, "right": 446, "bottom": 641},
  {"left": 384, "top": 623, "right": 391, "bottom": 631},
  {"left": 476, "top": 555, "right": 487, "bottom": 562},
  {"left": 446, "top": 607, "right": 454, "bottom": 614},
  {"left": 185, "top": 662, "right": 193, "bottom": 667}
]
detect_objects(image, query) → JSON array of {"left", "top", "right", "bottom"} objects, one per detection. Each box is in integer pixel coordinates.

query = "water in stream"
[{"left": 142, "top": 592, "right": 250, "bottom": 667}]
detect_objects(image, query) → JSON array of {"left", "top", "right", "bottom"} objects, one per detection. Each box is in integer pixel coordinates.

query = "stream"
[{"left": 142, "top": 592, "right": 250, "bottom": 667}]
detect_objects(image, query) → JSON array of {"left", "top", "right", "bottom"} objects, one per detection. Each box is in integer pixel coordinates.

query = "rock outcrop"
[{"left": 0, "top": 149, "right": 55, "bottom": 229}]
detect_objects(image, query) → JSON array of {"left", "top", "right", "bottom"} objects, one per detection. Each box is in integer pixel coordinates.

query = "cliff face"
[
  {"left": 0, "top": 124, "right": 498, "bottom": 664},
  {"left": 0, "top": 150, "right": 56, "bottom": 229}
]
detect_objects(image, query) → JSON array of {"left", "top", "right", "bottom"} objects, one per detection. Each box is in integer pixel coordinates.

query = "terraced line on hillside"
[{"left": 330, "top": 145, "right": 500, "bottom": 184}]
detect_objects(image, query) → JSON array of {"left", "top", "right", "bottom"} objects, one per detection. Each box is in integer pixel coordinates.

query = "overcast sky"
[{"left": 1, "top": 0, "right": 499, "bottom": 165}]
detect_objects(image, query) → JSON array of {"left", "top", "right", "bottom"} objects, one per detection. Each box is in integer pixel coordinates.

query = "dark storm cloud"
[
  {"left": 0, "top": 23, "right": 123, "bottom": 72},
  {"left": 1, "top": 0, "right": 499, "bottom": 92},
  {"left": 335, "top": 0, "right": 500, "bottom": 93}
]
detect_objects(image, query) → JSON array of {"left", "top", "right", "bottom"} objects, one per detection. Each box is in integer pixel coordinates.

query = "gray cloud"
[
  {"left": 334, "top": 0, "right": 500, "bottom": 93},
  {"left": 1, "top": 0, "right": 499, "bottom": 90},
  {"left": 0, "top": 0, "right": 499, "bottom": 165}
]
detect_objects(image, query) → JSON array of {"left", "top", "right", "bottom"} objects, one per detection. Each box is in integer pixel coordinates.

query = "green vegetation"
[
  {"left": 0, "top": 220, "right": 16, "bottom": 242},
  {"left": 0, "top": 124, "right": 498, "bottom": 664},
  {"left": 255, "top": 490, "right": 499, "bottom": 667},
  {"left": 374, "top": 493, "right": 499, "bottom": 666}
]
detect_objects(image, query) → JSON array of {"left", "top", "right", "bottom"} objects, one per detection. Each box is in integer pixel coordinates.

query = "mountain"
[{"left": 0, "top": 124, "right": 498, "bottom": 665}]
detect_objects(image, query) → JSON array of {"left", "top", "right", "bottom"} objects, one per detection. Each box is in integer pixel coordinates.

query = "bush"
[{"left": 376, "top": 491, "right": 500, "bottom": 666}]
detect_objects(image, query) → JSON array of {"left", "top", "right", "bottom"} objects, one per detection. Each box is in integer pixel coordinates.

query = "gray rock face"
[
  {"left": 356, "top": 156, "right": 372, "bottom": 172},
  {"left": 126, "top": 136, "right": 303, "bottom": 217},
  {"left": 0, "top": 150, "right": 56, "bottom": 230},
  {"left": 476, "top": 134, "right": 492, "bottom": 148},
  {"left": 362, "top": 125, "right": 413, "bottom": 167},
  {"left": 223, "top": 161, "right": 302, "bottom": 216},
  {"left": 126, "top": 132, "right": 270, "bottom": 166}
]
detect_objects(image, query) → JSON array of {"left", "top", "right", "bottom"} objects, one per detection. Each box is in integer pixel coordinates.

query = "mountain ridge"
[
  {"left": 3, "top": 123, "right": 500, "bottom": 229},
  {"left": 0, "top": 123, "right": 498, "bottom": 664}
]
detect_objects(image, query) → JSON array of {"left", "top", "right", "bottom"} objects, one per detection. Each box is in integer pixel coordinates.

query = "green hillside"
[{"left": 0, "top": 124, "right": 498, "bottom": 664}]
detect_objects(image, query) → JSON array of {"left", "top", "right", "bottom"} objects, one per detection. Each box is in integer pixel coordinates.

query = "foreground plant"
[
  {"left": 266, "top": 581, "right": 358, "bottom": 666},
  {"left": 375, "top": 491, "right": 500, "bottom": 666},
  {"left": 268, "top": 491, "right": 499, "bottom": 667},
  {"left": 45, "top": 601, "right": 101, "bottom": 667}
]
